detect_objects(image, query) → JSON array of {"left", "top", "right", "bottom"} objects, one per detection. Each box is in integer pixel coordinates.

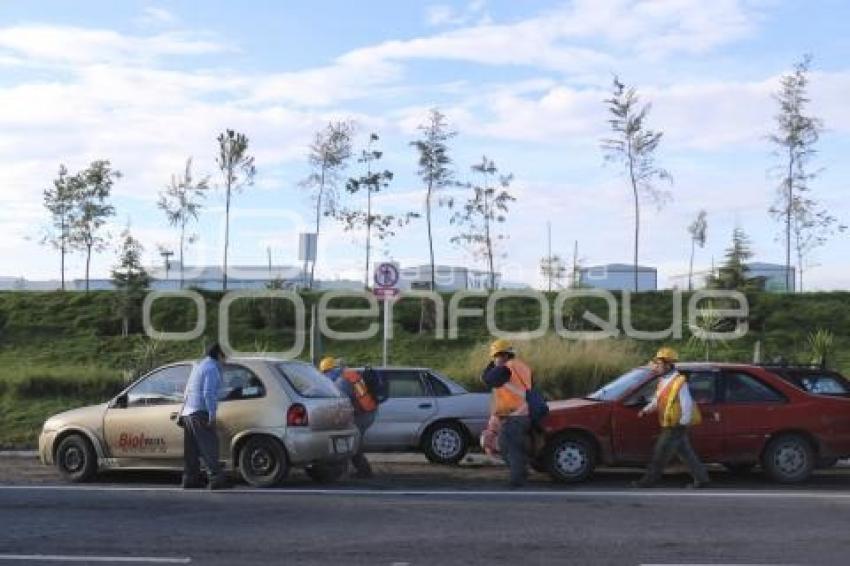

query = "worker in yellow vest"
[
  {"left": 481, "top": 339, "right": 534, "bottom": 488},
  {"left": 632, "top": 347, "right": 710, "bottom": 488}
]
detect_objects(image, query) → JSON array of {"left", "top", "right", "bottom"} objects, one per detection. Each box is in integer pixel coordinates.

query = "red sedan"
[{"left": 537, "top": 363, "right": 850, "bottom": 484}]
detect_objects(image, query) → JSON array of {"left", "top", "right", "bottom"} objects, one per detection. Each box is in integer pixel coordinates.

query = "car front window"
[
  {"left": 275, "top": 362, "right": 341, "bottom": 398},
  {"left": 586, "top": 367, "right": 652, "bottom": 401},
  {"left": 126, "top": 365, "right": 192, "bottom": 407}
]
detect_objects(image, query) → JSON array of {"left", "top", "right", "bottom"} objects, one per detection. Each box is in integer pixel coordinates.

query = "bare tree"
[
  {"left": 71, "top": 161, "right": 120, "bottom": 292},
  {"left": 410, "top": 109, "right": 456, "bottom": 291},
  {"left": 687, "top": 210, "right": 708, "bottom": 291},
  {"left": 601, "top": 76, "right": 672, "bottom": 292},
  {"left": 450, "top": 156, "right": 515, "bottom": 290},
  {"left": 41, "top": 164, "right": 77, "bottom": 290},
  {"left": 791, "top": 199, "right": 845, "bottom": 291},
  {"left": 158, "top": 158, "right": 210, "bottom": 288},
  {"left": 301, "top": 121, "right": 354, "bottom": 289},
  {"left": 768, "top": 56, "right": 836, "bottom": 292},
  {"left": 217, "top": 130, "right": 256, "bottom": 291},
  {"left": 337, "top": 133, "right": 417, "bottom": 289},
  {"left": 540, "top": 254, "right": 567, "bottom": 292}
]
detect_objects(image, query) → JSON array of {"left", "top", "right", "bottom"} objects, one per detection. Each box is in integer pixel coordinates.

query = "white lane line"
[
  {"left": 0, "top": 555, "right": 190, "bottom": 564},
  {"left": 1, "top": 484, "right": 850, "bottom": 500}
]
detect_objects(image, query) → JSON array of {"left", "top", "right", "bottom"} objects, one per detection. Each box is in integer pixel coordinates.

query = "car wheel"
[
  {"left": 239, "top": 436, "right": 289, "bottom": 488},
  {"left": 55, "top": 434, "right": 97, "bottom": 483},
  {"left": 762, "top": 434, "right": 815, "bottom": 483},
  {"left": 545, "top": 434, "right": 595, "bottom": 483},
  {"left": 305, "top": 462, "right": 347, "bottom": 484},
  {"left": 723, "top": 462, "right": 755, "bottom": 475},
  {"left": 423, "top": 422, "right": 469, "bottom": 465}
]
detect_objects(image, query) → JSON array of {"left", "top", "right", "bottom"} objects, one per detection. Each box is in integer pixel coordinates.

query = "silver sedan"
[{"left": 357, "top": 367, "right": 490, "bottom": 464}]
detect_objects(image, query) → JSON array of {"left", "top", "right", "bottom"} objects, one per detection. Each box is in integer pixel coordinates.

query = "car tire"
[
  {"left": 723, "top": 462, "right": 755, "bottom": 475},
  {"left": 545, "top": 433, "right": 595, "bottom": 483},
  {"left": 761, "top": 434, "right": 815, "bottom": 484},
  {"left": 238, "top": 436, "right": 289, "bottom": 488},
  {"left": 55, "top": 434, "right": 97, "bottom": 483},
  {"left": 305, "top": 462, "right": 347, "bottom": 484},
  {"left": 422, "top": 422, "right": 469, "bottom": 465}
]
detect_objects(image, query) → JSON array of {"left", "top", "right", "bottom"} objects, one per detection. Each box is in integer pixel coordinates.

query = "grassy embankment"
[{"left": 1, "top": 290, "right": 848, "bottom": 447}]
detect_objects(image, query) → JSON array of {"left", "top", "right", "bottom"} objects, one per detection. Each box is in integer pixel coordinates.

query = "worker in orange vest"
[
  {"left": 481, "top": 339, "right": 534, "bottom": 488},
  {"left": 633, "top": 347, "right": 710, "bottom": 488},
  {"left": 320, "top": 356, "right": 377, "bottom": 478}
]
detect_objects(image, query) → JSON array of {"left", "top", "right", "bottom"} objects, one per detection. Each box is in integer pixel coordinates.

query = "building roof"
[
  {"left": 148, "top": 265, "right": 303, "bottom": 281},
  {"left": 581, "top": 263, "right": 657, "bottom": 273}
]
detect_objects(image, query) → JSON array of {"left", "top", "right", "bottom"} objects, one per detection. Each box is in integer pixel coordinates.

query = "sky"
[{"left": 0, "top": 0, "right": 848, "bottom": 289}]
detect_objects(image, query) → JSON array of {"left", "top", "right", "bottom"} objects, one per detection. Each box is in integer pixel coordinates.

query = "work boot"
[
  {"left": 181, "top": 475, "right": 204, "bottom": 489},
  {"left": 208, "top": 474, "right": 230, "bottom": 490}
]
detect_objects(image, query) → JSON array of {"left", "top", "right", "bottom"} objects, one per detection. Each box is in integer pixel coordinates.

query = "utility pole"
[{"left": 547, "top": 221, "right": 552, "bottom": 293}]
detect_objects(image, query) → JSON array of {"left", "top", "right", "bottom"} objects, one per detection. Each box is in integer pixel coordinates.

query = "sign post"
[{"left": 372, "top": 263, "right": 400, "bottom": 367}]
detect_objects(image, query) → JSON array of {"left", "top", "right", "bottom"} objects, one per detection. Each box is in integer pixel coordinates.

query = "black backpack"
[{"left": 362, "top": 366, "right": 389, "bottom": 404}]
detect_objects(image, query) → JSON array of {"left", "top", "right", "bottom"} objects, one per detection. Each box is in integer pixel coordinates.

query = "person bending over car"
[
  {"left": 633, "top": 347, "right": 710, "bottom": 489},
  {"left": 180, "top": 343, "right": 229, "bottom": 490}
]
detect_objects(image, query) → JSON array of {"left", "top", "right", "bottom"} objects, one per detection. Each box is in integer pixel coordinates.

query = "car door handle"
[
  {"left": 418, "top": 403, "right": 433, "bottom": 409},
  {"left": 713, "top": 412, "right": 721, "bottom": 422}
]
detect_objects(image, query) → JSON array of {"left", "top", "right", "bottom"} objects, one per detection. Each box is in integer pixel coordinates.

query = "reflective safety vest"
[
  {"left": 343, "top": 369, "right": 378, "bottom": 413},
  {"left": 657, "top": 373, "right": 702, "bottom": 427},
  {"left": 492, "top": 359, "right": 533, "bottom": 417}
]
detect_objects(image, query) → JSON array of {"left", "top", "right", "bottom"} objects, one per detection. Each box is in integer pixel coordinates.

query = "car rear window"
[
  {"left": 776, "top": 372, "right": 850, "bottom": 396},
  {"left": 275, "top": 362, "right": 341, "bottom": 398}
]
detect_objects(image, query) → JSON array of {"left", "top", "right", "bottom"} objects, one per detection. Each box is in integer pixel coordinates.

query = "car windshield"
[
  {"left": 275, "top": 362, "right": 341, "bottom": 398},
  {"left": 586, "top": 367, "right": 652, "bottom": 401}
]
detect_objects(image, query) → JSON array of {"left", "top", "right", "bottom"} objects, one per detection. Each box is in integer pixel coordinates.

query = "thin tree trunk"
[
  {"left": 60, "top": 243, "right": 66, "bottom": 292},
  {"left": 365, "top": 187, "right": 372, "bottom": 290},
  {"left": 786, "top": 150, "right": 793, "bottom": 292},
  {"left": 179, "top": 221, "right": 185, "bottom": 289},
  {"left": 688, "top": 237, "right": 695, "bottom": 291},
  {"left": 426, "top": 181, "right": 435, "bottom": 292},
  {"left": 223, "top": 176, "right": 231, "bottom": 291},
  {"left": 484, "top": 191, "right": 494, "bottom": 291},
  {"left": 85, "top": 244, "right": 92, "bottom": 292},
  {"left": 311, "top": 167, "right": 325, "bottom": 290},
  {"left": 627, "top": 146, "right": 640, "bottom": 293}
]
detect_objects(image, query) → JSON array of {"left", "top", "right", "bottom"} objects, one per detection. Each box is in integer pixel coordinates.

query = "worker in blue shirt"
[{"left": 180, "top": 343, "right": 228, "bottom": 490}]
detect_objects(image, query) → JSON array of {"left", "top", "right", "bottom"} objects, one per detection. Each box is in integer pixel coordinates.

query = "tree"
[
  {"left": 217, "top": 129, "right": 256, "bottom": 291},
  {"left": 601, "top": 76, "right": 672, "bottom": 292},
  {"left": 41, "top": 164, "right": 78, "bottom": 290},
  {"left": 540, "top": 254, "right": 567, "bottom": 292},
  {"left": 687, "top": 210, "right": 708, "bottom": 291},
  {"left": 450, "top": 156, "right": 515, "bottom": 290},
  {"left": 768, "top": 55, "right": 827, "bottom": 292},
  {"left": 410, "top": 109, "right": 457, "bottom": 291},
  {"left": 791, "top": 201, "right": 845, "bottom": 291},
  {"left": 71, "top": 160, "right": 120, "bottom": 292},
  {"left": 337, "top": 133, "right": 417, "bottom": 289},
  {"left": 709, "top": 228, "right": 761, "bottom": 291},
  {"left": 301, "top": 121, "right": 354, "bottom": 289},
  {"left": 158, "top": 158, "right": 210, "bottom": 288},
  {"left": 111, "top": 227, "right": 151, "bottom": 337}
]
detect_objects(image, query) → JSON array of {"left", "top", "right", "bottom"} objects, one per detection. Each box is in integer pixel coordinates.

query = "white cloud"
[
  {"left": 426, "top": 0, "right": 490, "bottom": 27},
  {"left": 140, "top": 7, "right": 178, "bottom": 26}
]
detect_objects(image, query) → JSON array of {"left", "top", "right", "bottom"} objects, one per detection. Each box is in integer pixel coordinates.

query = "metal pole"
[{"left": 382, "top": 298, "right": 389, "bottom": 367}]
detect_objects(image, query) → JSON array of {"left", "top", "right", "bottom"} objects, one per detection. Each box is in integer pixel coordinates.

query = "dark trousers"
[
  {"left": 499, "top": 415, "right": 531, "bottom": 486},
  {"left": 183, "top": 411, "right": 222, "bottom": 480},
  {"left": 640, "top": 425, "right": 709, "bottom": 485},
  {"left": 351, "top": 422, "right": 372, "bottom": 476}
]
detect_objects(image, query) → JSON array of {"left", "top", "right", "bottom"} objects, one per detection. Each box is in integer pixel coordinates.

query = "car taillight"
[{"left": 287, "top": 403, "right": 308, "bottom": 427}]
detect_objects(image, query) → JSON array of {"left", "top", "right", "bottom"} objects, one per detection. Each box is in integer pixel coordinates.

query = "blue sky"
[{"left": 0, "top": 0, "right": 848, "bottom": 289}]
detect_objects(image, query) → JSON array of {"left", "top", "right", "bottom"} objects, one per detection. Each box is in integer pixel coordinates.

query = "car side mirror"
[{"left": 112, "top": 394, "right": 128, "bottom": 409}]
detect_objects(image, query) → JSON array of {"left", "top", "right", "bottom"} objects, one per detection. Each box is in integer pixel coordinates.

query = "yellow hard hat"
[
  {"left": 652, "top": 347, "right": 679, "bottom": 363},
  {"left": 489, "top": 338, "right": 514, "bottom": 358},
  {"left": 319, "top": 356, "right": 338, "bottom": 373}
]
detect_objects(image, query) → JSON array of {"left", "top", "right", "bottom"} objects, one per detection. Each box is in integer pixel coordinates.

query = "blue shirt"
[{"left": 181, "top": 357, "right": 223, "bottom": 421}]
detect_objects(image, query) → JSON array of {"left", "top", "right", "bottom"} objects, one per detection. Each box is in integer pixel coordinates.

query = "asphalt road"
[{"left": 1, "top": 459, "right": 850, "bottom": 565}]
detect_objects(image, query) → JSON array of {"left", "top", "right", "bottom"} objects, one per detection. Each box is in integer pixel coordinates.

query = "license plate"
[{"left": 333, "top": 437, "right": 351, "bottom": 454}]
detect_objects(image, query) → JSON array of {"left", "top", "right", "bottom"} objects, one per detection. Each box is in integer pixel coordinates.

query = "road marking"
[
  {"left": 1, "top": 484, "right": 850, "bottom": 500},
  {"left": 0, "top": 555, "right": 190, "bottom": 564}
]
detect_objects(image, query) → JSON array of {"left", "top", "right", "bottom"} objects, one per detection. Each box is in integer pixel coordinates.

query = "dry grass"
[{"left": 439, "top": 335, "right": 645, "bottom": 399}]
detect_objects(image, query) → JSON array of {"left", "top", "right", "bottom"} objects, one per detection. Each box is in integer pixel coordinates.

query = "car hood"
[
  {"left": 547, "top": 398, "right": 605, "bottom": 413},
  {"left": 43, "top": 403, "right": 108, "bottom": 431}
]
